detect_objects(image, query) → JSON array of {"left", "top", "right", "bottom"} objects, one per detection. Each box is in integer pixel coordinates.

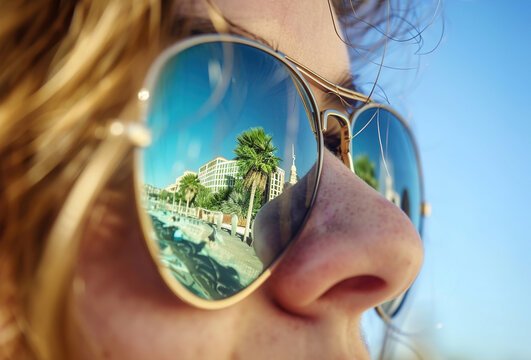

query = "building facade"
[
  {"left": 198, "top": 157, "right": 240, "bottom": 193},
  {"left": 165, "top": 170, "right": 197, "bottom": 193},
  {"left": 166, "top": 156, "right": 286, "bottom": 200},
  {"left": 267, "top": 170, "right": 285, "bottom": 201},
  {"left": 199, "top": 157, "right": 286, "bottom": 199}
]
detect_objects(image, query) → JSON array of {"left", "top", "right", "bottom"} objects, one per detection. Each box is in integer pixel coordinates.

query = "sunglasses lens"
[
  {"left": 351, "top": 105, "right": 423, "bottom": 316},
  {"left": 139, "top": 40, "right": 320, "bottom": 302}
]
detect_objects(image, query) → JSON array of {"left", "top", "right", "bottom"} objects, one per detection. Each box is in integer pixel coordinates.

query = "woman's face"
[{"left": 66, "top": 1, "right": 423, "bottom": 359}]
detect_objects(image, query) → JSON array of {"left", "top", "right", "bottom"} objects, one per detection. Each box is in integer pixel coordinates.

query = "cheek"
[{"left": 65, "top": 184, "right": 239, "bottom": 359}]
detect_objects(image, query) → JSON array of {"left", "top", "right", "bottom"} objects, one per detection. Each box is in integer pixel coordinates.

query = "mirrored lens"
[
  {"left": 351, "top": 106, "right": 422, "bottom": 230},
  {"left": 140, "top": 40, "right": 320, "bottom": 301},
  {"left": 351, "top": 105, "right": 422, "bottom": 316}
]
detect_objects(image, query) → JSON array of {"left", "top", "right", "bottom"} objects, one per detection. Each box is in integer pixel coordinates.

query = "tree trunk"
[{"left": 243, "top": 181, "right": 257, "bottom": 245}]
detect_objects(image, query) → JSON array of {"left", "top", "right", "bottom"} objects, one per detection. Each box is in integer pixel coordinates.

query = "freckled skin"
[{"left": 65, "top": 1, "right": 423, "bottom": 359}]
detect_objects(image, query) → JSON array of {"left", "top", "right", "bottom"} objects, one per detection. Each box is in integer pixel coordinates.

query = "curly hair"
[{"left": 0, "top": 1, "right": 171, "bottom": 358}]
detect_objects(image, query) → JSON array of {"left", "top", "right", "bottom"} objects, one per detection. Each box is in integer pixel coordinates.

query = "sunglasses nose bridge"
[{"left": 321, "top": 109, "right": 354, "bottom": 171}]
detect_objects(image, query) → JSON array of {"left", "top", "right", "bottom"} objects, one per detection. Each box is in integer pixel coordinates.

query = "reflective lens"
[
  {"left": 139, "top": 39, "right": 320, "bottom": 302},
  {"left": 351, "top": 105, "right": 423, "bottom": 316}
]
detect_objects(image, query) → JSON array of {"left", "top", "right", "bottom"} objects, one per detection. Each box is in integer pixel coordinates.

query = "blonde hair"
[{"left": 0, "top": 1, "right": 168, "bottom": 358}]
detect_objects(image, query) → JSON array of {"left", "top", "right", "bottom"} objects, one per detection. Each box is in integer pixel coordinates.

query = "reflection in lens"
[
  {"left": 140, "top": 40, "right": 319, "bottom": 301},
  {"left": 351, "top": 106, "right": 421, "bottom": 231},
  {"left": 351, "top": 105, "right": 422, "bottom": 317}
]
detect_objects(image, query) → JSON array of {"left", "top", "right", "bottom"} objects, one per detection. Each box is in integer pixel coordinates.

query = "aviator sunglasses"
[{"left": 39, "top": 34, "right": 426, "bottom": 323}]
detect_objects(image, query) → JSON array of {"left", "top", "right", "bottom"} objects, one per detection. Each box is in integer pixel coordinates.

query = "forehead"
[{"left": 184, "top": 0, "right": 351, "bottom": 84}]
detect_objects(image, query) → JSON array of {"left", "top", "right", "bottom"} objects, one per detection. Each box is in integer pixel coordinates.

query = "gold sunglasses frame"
[
  {"left": 29, "top": 34, "right": 426, "bottom": 355},
  {"left": 136, "top": 34, "right": 426, "bottom": 311}
]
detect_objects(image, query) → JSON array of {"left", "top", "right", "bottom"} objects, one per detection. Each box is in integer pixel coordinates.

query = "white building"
[
  {"left": 267, "top": 170, "right": 285, "bottom": 201},
  {"left": 166, "top": 170, "right": 197, "bottom": 193},
  {"left": 198, "top": 157, "right": 240, "bottom": 193},
  {"left": 194, "top": 156, "right": 285, "bottom": 200}
]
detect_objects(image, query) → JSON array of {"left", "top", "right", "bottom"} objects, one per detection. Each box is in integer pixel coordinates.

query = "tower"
[
  {"left": 379, "top": 158, "right": 400, "bottom": 206},
  {"left": 289, "top": 144, "right": 298, "bottom": 185}
]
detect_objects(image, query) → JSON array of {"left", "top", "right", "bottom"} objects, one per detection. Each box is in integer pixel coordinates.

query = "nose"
[{"left": 266, "top": 150, "right": 423, "bottom": 317}]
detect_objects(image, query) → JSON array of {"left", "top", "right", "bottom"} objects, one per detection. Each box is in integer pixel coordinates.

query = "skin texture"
[{"left": 66, "top": 1, "right": 423, "bottom": 359}]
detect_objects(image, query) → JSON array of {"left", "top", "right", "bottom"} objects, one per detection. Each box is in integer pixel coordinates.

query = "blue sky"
[{"left": 360, "top": 1, "right": 531, "bottom": 359}]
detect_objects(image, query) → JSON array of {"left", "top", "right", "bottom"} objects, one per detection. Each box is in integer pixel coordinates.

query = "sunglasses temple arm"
[{"left": 286, "top": 56, "right": 371, "bottom": 104}]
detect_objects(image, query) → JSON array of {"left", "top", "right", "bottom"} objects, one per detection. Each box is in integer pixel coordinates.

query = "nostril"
[{"left": 324, "top": 276, "right": 386, "bottom": 297}]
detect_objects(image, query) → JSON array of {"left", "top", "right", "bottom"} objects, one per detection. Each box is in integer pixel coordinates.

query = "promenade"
[{"left": 153, "top": 211, "right": 264, "bottom": 287}]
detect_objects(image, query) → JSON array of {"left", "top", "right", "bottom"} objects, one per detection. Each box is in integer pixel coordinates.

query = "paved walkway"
[{"left": 178, "top": 218, "right": 264, "bottom": 286}]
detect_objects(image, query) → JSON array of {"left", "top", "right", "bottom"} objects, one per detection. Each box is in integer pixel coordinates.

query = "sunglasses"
[{"left": 39, "top": 34, "right": 426, "bottom": 323}]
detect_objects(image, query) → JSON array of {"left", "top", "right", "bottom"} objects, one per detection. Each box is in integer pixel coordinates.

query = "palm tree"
[
  {"left": 179, "top": 173, "right": 201, "bottom": 214},
  {"left": 220, "top": 189, "right": 247, "bottom": 219},
  {"left": 195, "top": 185, "right": 213, "bottom": 209},
  {"left": 234, "top": 127, "right": 281, "bottom": 244},
  {"left": 210, "top": 186, "right": 232, "bottom": 210}
]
